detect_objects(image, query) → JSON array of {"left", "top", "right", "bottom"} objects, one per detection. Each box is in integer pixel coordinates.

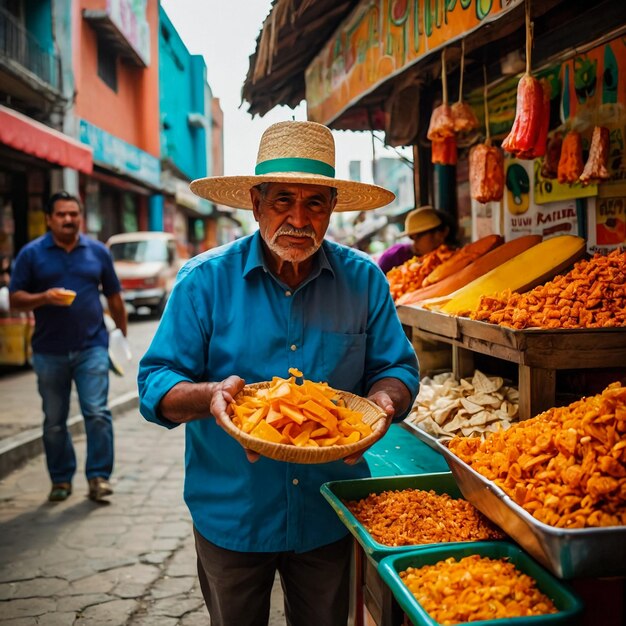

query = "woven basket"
[{"left": 223, "top": 382, "right": 388, "bottom": 464}]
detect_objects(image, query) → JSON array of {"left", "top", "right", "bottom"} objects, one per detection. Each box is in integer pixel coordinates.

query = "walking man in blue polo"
[{"left": 9, "top": 191, "right": 127, "bottom": 503}]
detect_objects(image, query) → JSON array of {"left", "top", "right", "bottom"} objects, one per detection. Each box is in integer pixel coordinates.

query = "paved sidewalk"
[
  {"left": 0, "top": 318, "right": 159, "bottom": 478},
  {"left": 0, "top": 406, "right": 287, "bottom": 625}
]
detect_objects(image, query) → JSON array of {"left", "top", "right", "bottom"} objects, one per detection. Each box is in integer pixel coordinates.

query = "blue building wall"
[
  {"left": 53, "top": 0, "right": 74, "bottom": 103},
  {"left": 158, "top": 7, "right": 212, "bottom": 181},
  {"left": 25, "top": 0, "right": 53, "bottom": 51},
  {"left": 191, "top": 54, "right": 213, "bottom": 179}
]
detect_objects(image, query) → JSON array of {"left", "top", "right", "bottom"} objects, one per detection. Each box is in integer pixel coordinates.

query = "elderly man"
[{"left": 138, "top": 121, "right": 419, "bottom": 626}]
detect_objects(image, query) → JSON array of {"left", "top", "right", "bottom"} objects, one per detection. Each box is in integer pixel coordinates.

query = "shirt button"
[
  {"left": 285, "top": 290, "right": 292, "bottom": 297},
  {"left": 292, "top": 478, "right": 299, "bottom": 485},
  {"left": 290, "top": 344, "right": 297, "bottom": 351}
]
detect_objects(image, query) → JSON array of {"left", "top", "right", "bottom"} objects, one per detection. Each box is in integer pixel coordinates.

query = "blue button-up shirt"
[
  {"left": 9, "top": 232, "right": 121, "bottom": 354},
  {"left": 138, "top": 232, "right": 419, "bottom": 553}
]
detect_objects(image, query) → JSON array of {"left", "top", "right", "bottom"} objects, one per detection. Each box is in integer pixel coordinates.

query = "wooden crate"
[{"left": 397, "top": 305, "right": 626, "bottom": 419}]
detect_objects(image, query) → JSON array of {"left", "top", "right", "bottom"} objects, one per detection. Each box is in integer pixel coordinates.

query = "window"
[
  {"left": 110, "top": 240, "right": 169, "bottom": 264},
  {"left": 97, "top": 38, "right": 117, "bottom": 92}
]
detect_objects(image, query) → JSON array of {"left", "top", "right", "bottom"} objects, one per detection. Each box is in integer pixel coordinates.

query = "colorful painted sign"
[
  {"left": 79, "top": 119, "right": 160, "bottom": 188},
  {"left": 587, "top": 195, "right": 626, "bottom": 253},
  {"left": 558, "top": 38, "right": 626, "bottom": 124},
  {"left": 533, "top": 158, "right": 597, "bottom": 205},
  {"left": 305, "top": 0, "right": 523, "bottom": 125},
  {"left": 106, "top": 0, "right": 150, "bottom": 66},
  {"left": 503, "top": 159, "right": 579, "bottom": 241}
]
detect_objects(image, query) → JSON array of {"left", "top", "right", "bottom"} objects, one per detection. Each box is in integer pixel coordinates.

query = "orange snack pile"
[
  {"left": 470, "top": 249, "right": 626, "bottom": 329},
  {"left": 448, "top": 382, "right": 626, "bottom": 528},
  {"left": 386, "top": 245, "right": 456, "bottom": 302},
  {"left": 230, "top": 369, "right": 373, "bottom": 447},
  {"left": 400, "top": 554, "right": 557, "bottom": 624},
  {"left": 345, "top": 488, "right": 504, "bottom": 547}
]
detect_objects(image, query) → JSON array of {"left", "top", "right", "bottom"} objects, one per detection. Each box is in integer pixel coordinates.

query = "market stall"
[
  {"left": 242, "top": 0, "right": 626, "bottom": 623},
  {"left": 347, "top": 238, "right": 626, "bottom": 624},
  {"left": 361, "top": 237, "right": 626, "bottom": 625}
]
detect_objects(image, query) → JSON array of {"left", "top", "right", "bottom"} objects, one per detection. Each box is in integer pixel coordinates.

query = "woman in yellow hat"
[{"left": 377, "top": 206, "right": 456, "bottom": 274}]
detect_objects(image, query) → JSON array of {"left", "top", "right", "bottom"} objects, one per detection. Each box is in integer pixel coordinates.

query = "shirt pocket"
[{"left": 321, "top": 332, "right": 367, "bottom": 392}]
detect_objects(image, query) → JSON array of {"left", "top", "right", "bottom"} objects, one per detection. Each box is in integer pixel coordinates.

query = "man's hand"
[
  {"left": 107, "top": 292, "right": 128, "bottom": 336},
  {"left": 367, "top": 390, "right": 396, "bottom": 418},
  {"left": 209, "top": 375, "right": 246, "bottom": 427},
  {"left": 343, "top": 390, "right": 395, "bottom": 465},
  {"left": 11, "top": 288, "right": 71, "bottom": 311},
  {"left": 343, "top": 380, "right": 412, "bottom": 466},
  {"left": 209, "top": 376, "right": 259, "bottom": 462},
  {"left": 46, "top": 288, "right": 73, "bottom": 306}
]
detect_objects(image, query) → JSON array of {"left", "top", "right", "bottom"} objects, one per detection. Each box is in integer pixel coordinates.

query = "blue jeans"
[{"left": 32, "top": 347, "right": 113, "bottom": 484}]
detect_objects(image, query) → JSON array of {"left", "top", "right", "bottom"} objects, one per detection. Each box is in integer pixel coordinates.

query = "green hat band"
[{"left": 255, "top": 157, "right": 335, "bottom": 178}]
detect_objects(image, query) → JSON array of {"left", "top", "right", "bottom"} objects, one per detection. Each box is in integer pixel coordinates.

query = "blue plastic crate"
[{"left": 321, "top": 472, "right": 499, "bottom": 563}]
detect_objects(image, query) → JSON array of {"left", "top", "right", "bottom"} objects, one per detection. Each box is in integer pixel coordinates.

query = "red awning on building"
[{"left": 0, "top": 105, "right": 93, "bottom": 174}]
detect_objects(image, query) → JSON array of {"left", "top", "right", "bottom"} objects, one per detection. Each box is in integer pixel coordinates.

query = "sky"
[{"left": 159, "top": 0, "right": 404, "bottom": 184}]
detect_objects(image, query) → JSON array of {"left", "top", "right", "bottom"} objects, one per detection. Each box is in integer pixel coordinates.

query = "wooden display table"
[{"left": 397, "top": 305, "right": 626, "bottom": 420}]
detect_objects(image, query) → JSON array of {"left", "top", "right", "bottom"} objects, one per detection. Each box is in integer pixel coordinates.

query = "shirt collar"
[
  {"left": 43, "top": 231, "right": 88, "bottom": 249},
  {"left": 242, "top": 231, "right": 335, "bottom": 282}
]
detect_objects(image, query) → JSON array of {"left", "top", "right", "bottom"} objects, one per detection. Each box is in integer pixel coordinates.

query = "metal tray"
[
  {"left": 378, "top": 542, "right": 583, "bottom": 626},
  {"left": 320, "top": 472, "right": 488, "bottom": 563},
  {"left": 400, "top": 419, "right": 446, "bottom": 453},
  {"left": 438, "top": 444, "right": 626, "bottom": 579}
]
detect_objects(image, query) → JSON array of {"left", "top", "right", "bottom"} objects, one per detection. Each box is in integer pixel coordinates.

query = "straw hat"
[
  {"left": 189, "top": 121, "right": 395, "bottom": 212},
  {"left": 400, "top": 206, "right": 442, "bottom": 237}
]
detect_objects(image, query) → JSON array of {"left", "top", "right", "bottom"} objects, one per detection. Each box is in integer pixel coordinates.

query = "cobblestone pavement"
[{"left": 0, "top": 407, "right": 287, "bottom": 625}]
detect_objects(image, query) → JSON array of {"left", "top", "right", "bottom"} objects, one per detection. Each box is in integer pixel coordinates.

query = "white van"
[{"left": 107, "top": 232, "right": 187, "bottom": 316}]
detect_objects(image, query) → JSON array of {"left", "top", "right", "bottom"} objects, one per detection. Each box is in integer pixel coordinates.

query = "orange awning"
[{"left": 0, "top": 105, "right": 93, "bottom": 174}]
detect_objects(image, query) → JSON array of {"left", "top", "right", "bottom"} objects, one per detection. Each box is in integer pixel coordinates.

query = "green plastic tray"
[
  {"left": 378, "top": 542, "right": 583, "bottom": 626},
  {"left": 320, "top": 472, "right": 488, "bottom": 562}
]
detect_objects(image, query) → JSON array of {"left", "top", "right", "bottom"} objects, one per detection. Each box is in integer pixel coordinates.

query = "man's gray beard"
[{"left": 267, "top": 226, "right": 321, "bottom": 262}]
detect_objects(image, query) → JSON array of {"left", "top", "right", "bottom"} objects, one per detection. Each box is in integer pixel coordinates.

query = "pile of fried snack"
[
  {"left": 230, "top": 369, "right": 372, "bottom": 447},
  {"left": 406, "top": 370, "right": 519, "bottom": 441},
  {"left": 386, "top": 245, "right": 456, "bottom": 301},
  {"left": 345, "top": 488, "right": 503, "bottom": 547},
  {"left": 470, "top": 248, "right": 626, "bottom": 329},
  {"left": 449, "top": 382, "right": 626, "bottom": 528},
  {"left": 400, "top": 555, "right": 557, "bottom": 624}
]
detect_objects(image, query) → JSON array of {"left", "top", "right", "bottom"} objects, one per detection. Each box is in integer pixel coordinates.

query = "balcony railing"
[{"left": 0, "top": 6, "right": 60, "bottom": 91}]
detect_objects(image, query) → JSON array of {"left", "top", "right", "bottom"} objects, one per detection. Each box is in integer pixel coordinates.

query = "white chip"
[
  {"left": 472, "top": 369, "right": 503, "bottom": 393},
  {"left": 460, "top": 397, "right": 485, "bottom": 415}
]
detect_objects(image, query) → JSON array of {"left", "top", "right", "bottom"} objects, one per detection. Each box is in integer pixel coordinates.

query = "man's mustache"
[{"left": 272, "top": 226, "right": 317, "bottom": 243}]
